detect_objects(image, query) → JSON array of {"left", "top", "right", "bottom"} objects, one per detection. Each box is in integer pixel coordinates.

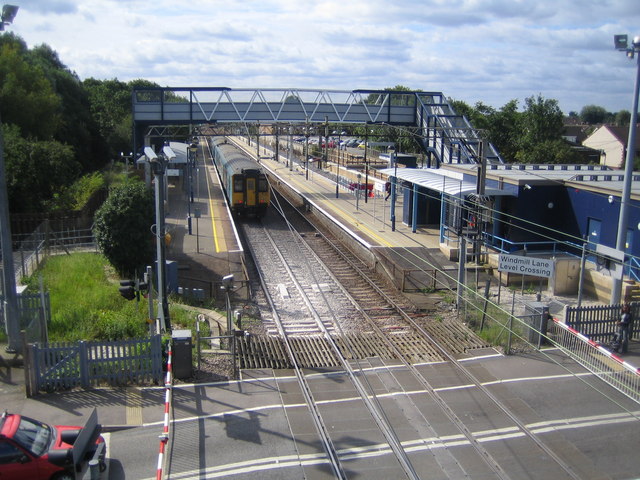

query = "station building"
[{"left": 376, "top": 161, "right": 640, "bottom": 302}]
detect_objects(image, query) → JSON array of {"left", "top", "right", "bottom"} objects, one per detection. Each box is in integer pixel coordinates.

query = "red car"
[{"left": 0, "top": 410, "right": 106, "bottom": 480}]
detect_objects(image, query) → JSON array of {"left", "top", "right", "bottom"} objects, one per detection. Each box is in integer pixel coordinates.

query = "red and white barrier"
[
  {"left": 156, "top": 346, "right": 173, "bottom": 480},
  {"left": 551, "top": 317, "right": 640, "bottom": 376}
]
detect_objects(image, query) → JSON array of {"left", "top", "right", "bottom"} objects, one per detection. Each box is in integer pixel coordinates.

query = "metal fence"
[
  {"left": 1, "top": 222, "right": 96, "bottom": 341},
  {"left": 24, "top": 335, "right": 164, "bottom": 396},
  {"left": 12, "top": 221, "right": 97, "bottom": 284},
  {"left": 548, "top": 319, "right": 640, "bottom": 404}
]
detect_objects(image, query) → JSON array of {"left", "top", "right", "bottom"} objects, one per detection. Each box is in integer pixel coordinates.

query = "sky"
[{"left": 8, "top": 0, "right": 640, "bottom": 115}]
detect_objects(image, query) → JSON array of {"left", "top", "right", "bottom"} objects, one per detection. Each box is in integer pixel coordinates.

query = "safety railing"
[{"left": 548, "top": 318, "right": 640, "bottom": 404}]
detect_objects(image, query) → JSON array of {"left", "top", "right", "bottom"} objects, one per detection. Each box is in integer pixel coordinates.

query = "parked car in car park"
[
  {"left": 0, "top": 409, "right": 106, "bottom": 480},
  {"left": 348, "top": 182, "right": 373, "bottom": 192}
]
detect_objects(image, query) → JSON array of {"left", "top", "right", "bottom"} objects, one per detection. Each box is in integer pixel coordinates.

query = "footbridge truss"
[{"left": 132, "top": 87, "right": 503, "bottom": 165}]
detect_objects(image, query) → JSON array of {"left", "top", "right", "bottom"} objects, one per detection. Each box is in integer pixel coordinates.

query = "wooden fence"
[
  {"left": 25, "top": 335, "right": 164, "bottom": 396},
  {"left": 565, "top": 303, "right": 640, "bottom": 343}
]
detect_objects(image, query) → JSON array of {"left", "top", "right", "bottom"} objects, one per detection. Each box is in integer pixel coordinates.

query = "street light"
[
  {"left": 389, "top": 146, "right": 397, "bottom": 232},
  {"left": 611, "top": 34, "right": 640, "bottom": 304},
  {"left": 120, "top": 151, "right": 133, "bottom": 171},
  {"left": 0, "top": 4, "right": 18, "bottom": 29},
  {"left": 0, "top": 4, "right": 19, "bottom": 352},
  {"left": 146, "top": 146, "right": 172, "bottom": 333}
]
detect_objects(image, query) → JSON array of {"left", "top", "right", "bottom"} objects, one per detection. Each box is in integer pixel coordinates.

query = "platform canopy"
[{"left": 377, "top": 167, "right": 511, "bottom": 198}]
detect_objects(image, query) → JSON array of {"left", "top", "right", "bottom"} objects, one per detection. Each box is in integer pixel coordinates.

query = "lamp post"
[
  {"left": 335, "top": 130, "right": 340, "bottom": 198},
  {"left": 389, "top": 146, "right": 397, "bottom": 232},
  {"left": 304, "top": 119, "right": 311, "bottom": 180},
  {"left": 611, "top": 34, "right": 640, "bottom": 304},
  {"left": 0, "top": 4, "right": 19, "bottom": 353},
  {"left": 364, "top": 130, "right": 370, "bottom": 203},
  {"left": 146, "top": 146, "right": 174, "bottom": 333},
  {"left": 120, "top": 151, "right": 133, "bottom": 170}
]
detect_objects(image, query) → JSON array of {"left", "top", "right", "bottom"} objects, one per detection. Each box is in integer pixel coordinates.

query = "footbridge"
[{"left": 132, "top": 87, "right": 503, "bottom": 166}]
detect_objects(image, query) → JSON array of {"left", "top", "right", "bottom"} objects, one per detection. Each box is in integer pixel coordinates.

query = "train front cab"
[{"left": 231, "top": 170, "right": 269, "bottom": 216}]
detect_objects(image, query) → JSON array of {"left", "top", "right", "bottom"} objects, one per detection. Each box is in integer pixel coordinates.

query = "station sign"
[{"left": 498, "top": 254, "right": 554, "bottom": 278}]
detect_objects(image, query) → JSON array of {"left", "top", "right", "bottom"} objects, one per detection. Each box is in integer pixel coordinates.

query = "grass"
[
  {"left": 460, "top": 291, "right": 526, "bottom": 352},
  {"left": 21, "top": 252, "right": 200, "bottom": 342}
]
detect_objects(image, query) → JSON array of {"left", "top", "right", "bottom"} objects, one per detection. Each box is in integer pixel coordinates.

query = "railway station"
[
  {"left": 142, "top": 133, "right": 640, "bottom": 479},
  {"left": 127, "top": 87, "right": 640, "bottom": 479},
  {"left": 2, "top": 88, "right": 638, "bottom": 480},
  {"left": 158, "top": 132, "right": 640, "bottom": 369}
]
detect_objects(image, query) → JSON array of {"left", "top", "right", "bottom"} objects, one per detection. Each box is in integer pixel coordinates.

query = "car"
[
  {"left": 0, "top": 410, "right": 106, "bottom": 480},
  {"left": 348, "top": 182, "right": 373, "bottom": 192}
]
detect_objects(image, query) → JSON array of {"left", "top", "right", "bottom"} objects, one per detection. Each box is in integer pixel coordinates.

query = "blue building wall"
[{"left": 566, "top": 187, "right": 637, "bottom": 256}]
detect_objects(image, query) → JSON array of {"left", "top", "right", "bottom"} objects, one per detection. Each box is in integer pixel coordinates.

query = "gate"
[
  {"left": 565, "top": 303, "right": 639, "bottom": 342},
  {"left": 26, "top": 335, "right": 164, "bottom": 395}
]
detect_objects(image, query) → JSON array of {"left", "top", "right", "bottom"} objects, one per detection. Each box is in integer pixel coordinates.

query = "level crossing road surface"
[{"left": 161, "top": 348, "right": 639, "bottom": 479}]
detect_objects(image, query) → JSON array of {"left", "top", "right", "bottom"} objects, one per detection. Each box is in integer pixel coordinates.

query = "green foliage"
[
  {"left": 615, "top": 110, "right": 631, "bottom": 127},
  {"left": 22, "top": 252, "right": 204, "bottom": 342},
  {"left": 28, "top": 43, "right": 107, "bottom": 172},
  {"left": 93, "top": 180, "right": 155, "bottom": 276},
  {"left": 46, "top": 172, "right": 106, "bottom": 212},
  {"left": 2, "top": 124, "right": 81, "bottom": 212},
  {"left": 0, "top": 37, "right": 61, "bottom": 138},
  {"left": 22, "top": 253, "right": 149, "bottom": 341},
  {"left": 82, "top": 78, "right": 134, "bottom": 159},
  {"left": 515, "top": 138, "right": 583, "bottom": 165},
  {"left": 0, "top": 35, "right": 163, "bottom": 215},
  {"left": 450, "top": 95, "right": 586, "bottom": 164},
  {"left": 579, "top": 104, "right": 611, "bottom": 124},
  {"left": 520, "top": 95, "right": 564, "bottom": 144}
]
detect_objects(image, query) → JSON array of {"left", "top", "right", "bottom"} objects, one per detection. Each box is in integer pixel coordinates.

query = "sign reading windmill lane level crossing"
[{"left": 498, "top": 254, "right": 555, "bottom": 278}]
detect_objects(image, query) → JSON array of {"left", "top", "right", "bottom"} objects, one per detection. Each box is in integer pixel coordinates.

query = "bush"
[{"left": 93, "top": 180, "right": 154, "bottom": 276}]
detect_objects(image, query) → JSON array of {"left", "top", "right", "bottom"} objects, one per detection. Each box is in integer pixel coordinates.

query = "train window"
[
  {"left": 233, "top": 176, "right": 244, "bottom": 192},
  {"left": 258, "top": 178, "right": 268, "bottom": 192}
]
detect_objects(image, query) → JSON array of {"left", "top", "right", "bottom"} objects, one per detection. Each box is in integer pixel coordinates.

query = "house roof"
[
  {"left": 561, "top": 124, "right": 591, "bottom": 144},
  {"left": 590, "top": 124, "right": 640, "bottom": 147}
]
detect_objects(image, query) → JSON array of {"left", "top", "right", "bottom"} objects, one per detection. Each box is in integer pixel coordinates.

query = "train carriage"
[{"left": 210, "top": 137, "right": 270, "bottom": 217}]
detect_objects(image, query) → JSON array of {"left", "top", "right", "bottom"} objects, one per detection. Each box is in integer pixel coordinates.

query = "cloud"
[
  {"left": 9, "top": 0, "right": 640, "bottom": 113},
  {"left": 15, "top": 0, "right": 78, "bottom": 15}
]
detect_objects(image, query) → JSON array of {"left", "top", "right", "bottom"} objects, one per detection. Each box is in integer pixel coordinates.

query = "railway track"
[
  {"left": 235, "top": 182, "right": 583, "bottom": 480},
  {"left": 240, "top": 200, "right": 424, "bottom": 479},
  {"left": 238, "top": 187, "right": 488, "bottom": 369}
]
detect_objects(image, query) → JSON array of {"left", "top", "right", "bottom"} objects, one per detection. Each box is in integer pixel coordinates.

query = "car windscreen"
[{"left": 13, "top": 417, "right": 52, "bottom": 456}]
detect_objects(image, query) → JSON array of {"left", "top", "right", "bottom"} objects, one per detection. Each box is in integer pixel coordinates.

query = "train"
[{"left": 209, "top": 137, "right": 270, "bottom": 217}]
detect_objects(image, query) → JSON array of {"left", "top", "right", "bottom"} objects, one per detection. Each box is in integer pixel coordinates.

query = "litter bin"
[
  {"left": 172, "top": 329, "right": 193, "bottom": 380},
  {"left": 524, "top": 302, "right": 549, "bottom": 347}
]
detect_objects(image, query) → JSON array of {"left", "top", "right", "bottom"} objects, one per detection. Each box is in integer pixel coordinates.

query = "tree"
[
  {"left": 481, "top": 100, "right": 520, "bottom": 162},
  {"left": 3, "top": 124, "right": 80, "bottom": 212},
  {"left": 615, "top": 110, "right": 631, "bottom": 127},
  {"left": 0, "top": 37, "right": 61, "bottom": 139},
  {"left": 450, "top": 99, "right": 521, "bottom": 162},
  {"left": 520, "top": 95, "right": 564, "bottom": 143},
  {"left": 515, "top": 139, "right": 582, "bottom": 164},
  {"left": 579, "top": 104, "right": 610, "bottom": 124},
  {"left": 93, "top": 181, "right": 155, "bottom": 276},
  {"left": 30, "top": 44, "right": 108, "bottom": 171},
  {"left": 83, "top": 78, "right": 133, "bottom": 160}
]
